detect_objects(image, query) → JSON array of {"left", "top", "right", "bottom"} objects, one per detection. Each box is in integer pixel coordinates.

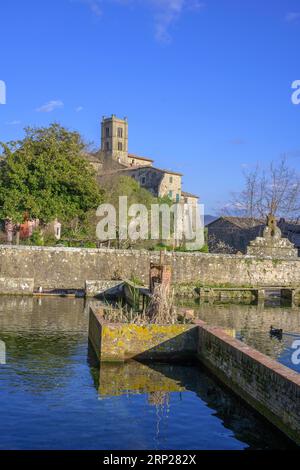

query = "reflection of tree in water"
[
  {"left": 148, "top": 391, "right": 170, "bottom": 407},
  {"left": 146, "top": 363, "right": 296, "bottom": 449},
  {"left": 148, "top": 391, "right": 170, "bottom": 449},
  {"left": 0, "top": 332, "right": 84, "bottom": 394}
]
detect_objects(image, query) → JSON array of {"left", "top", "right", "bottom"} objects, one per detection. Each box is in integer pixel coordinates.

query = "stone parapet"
[
  {"left": 247, "top": 236, "right": 298, "bottom": 258},
  {"left": 195, "top": 319, "right": 300, "bottom": 446},
  {"left": 0, "top": 245, "right": 300, "bottom": 292},
  {"left": 0, "top": 277, "right": 34, "bottom": 295},
  {"left": 88, "top": 305, "right": 198, "bottom": 362}
]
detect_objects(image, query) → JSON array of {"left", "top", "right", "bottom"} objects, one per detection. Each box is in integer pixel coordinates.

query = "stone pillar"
[
  {"left": 5, "top": 219, "right": 14, "bottom": 244},
  {"left": 257, "top": 289, "right": 266, "bottom": 300},
  {"left": 54, "top": 219, "right": 62, "bottom": 240}
]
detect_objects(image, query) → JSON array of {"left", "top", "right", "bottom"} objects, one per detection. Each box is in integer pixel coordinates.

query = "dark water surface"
[
  {"left": 0, "top": 297, "right": 296, "bottom": 450},
  {"left": 178, "top": 300, "right": 300, "bottom": 373}
]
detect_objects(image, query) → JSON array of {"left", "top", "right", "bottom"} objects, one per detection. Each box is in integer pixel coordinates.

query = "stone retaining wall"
[
  {"left": 85, "top": 280, "right": 123, "bottom": 298},
  {"left": 0, "top": 277, "right": 34, "bottom": 295},
  {"left": 1, "top": 245, "right": 300, "bottom": 291},
  {"left": 196, "top": 320, "right": 300, "bottom": 446},
  {"left": 88, "top": 306, "right": 198, "bottom": 362}
]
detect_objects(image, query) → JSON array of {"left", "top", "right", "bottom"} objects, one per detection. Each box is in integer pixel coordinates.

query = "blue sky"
[{"left": 1, "top": 0, "right": 300, "bottom": 213}]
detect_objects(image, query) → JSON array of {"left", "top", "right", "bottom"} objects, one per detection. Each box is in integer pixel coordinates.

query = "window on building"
[
  {"left": 168, "top": 190, "right": 173, "bottom": 199},
  {"left": 176, "top": 194, "right": 180, "bottom": 203},
  {"left": 141, "top": 177, "right": 146, "bottom": 185},
  {"left": 118, "top": 127, "right": 123, "bottom": 138},
  {"left": 105, "top": 127, "right": 110, "bottom": 137},
  {"left": 106, "top": 142, "right": 110, "bottom": 151},
  {"left": 169, "top": 176, "right": 173, "bottom": 183},
  {"left": 118, "top": 142, "right": 123, "bottom": 151}
]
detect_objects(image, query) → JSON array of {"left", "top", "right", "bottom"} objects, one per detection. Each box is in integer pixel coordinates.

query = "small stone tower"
[{"left": 101, "top": 115, "right": 128, "bottom": 168}]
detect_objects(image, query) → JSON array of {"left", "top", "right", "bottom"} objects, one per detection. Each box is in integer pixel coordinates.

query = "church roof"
[
  {"left": 182, "top": 191, "right": 199, "bottom": 199},
  {"left": 104, "top": 165, "right": 183, "bottom": 177},
  {"left": 151, "top": 166, "right": 183, "bottom": 176},
  {"left": 128, "top": 153, "right": 154, "bottom": 163},
  {"left": 207, "top": 216, "right": 265, "bottom": 229}
]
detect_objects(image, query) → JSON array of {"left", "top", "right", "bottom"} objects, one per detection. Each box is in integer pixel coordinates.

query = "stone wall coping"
[
  {"left": 0, "top": 277, "right": 34, "bottom": 283},
  {"left": 194, "top": 319, "right": 300, "bottom": 386},
  {"left": 0, "top": 244, "right": 299, "bottom": 262}
]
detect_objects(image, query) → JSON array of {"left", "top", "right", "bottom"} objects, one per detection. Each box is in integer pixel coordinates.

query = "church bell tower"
[{"left": 101, "top": 115, "right": 128, "bottom": 167}]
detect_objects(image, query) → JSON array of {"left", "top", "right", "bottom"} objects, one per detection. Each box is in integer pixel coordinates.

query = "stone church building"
[{"left": 88, "top": 115, "right": 199, "bottom": 206}]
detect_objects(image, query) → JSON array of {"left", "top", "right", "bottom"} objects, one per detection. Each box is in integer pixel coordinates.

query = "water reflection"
[
  {"left": 92, "top": 360, "right": 295, "bottom": 450},
  {"left": 0, "top": 295, "right": 88, "bottom": 333},
  {"left": 0, "top": 296, "right": 297, "bottom": 449},
  {"left": 178, "top": 301, "right": 300, "bottom": 372},
  {"left": 0, "top": 296, "right": 89, "bottom": 394}
]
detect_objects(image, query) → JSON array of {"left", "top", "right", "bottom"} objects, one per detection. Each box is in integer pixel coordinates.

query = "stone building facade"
[
  {"left": 125, "top": 166, "right": 183, "bottom": 201},
  {"left": 89, "top": 115, "right": 199, "bottom": 205}
]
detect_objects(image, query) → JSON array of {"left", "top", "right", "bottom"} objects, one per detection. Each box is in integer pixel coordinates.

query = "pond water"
[
  {"left": 0, "top": 296, "right": 295, "bottom": 450},
  {"left": 179, "top": 300, "right": 300, "bottom": 373}
]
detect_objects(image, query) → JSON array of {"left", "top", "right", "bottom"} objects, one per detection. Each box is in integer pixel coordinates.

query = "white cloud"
[
  {"left": 77, "top": 0, "right": 205, "bottom": 42},
  {"left": 84, "top": 0, "right": 102, "bottom": 16},
  {"left": 72, "top": 0, "right": 102, "bottom": 16},
  {"left": 285, "top": 12, "right": 300, "bottom": 22},
  {"left": 75, "top": 106, "right": 84, "bottom": 112},
  {"left": 138, "top": 1, "right": 206, "bottom": 42},
  {"left": 152, "top": 0, "right": 186, "bottom": 42},
  {"left": 36, "top": 100, "right": 64, "bottom": 113},
  {"left": 5, "top": 120, "right": 21, "bottom": 126}
]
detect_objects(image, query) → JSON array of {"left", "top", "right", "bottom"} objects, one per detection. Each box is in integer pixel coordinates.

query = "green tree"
[
  {"left": 101, "top": 175, "right": 176, "bottom": 249},
  {"left": 102, "top": 175, "right": 157, "bottom": 209},
  {"left": 0, "top": 123, "right": 103, "bottom": 223}
]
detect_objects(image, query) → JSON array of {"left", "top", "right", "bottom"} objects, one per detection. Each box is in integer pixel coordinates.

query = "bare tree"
[
  {"left": 223, "top": 156, "right": 300, "bottom": 220},
  {"left": 208, "top": 234, "right": 235, "bottom": 254}
]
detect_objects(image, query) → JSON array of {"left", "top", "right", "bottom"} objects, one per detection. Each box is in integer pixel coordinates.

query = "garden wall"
[{"left": 0, "top": 245, "right": 300, "bottom": 291}]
